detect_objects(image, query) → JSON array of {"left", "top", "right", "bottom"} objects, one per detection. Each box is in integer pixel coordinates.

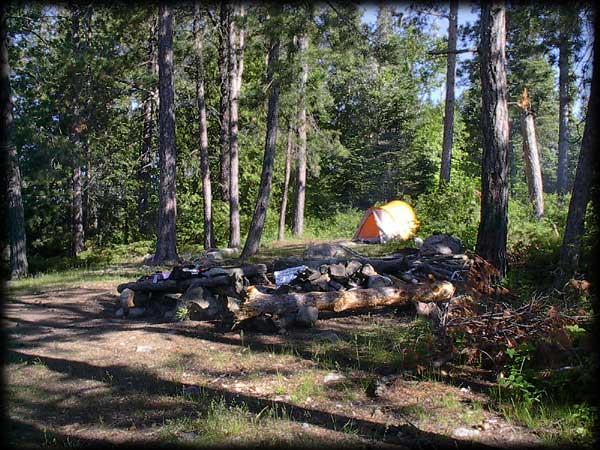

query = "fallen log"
[{"left": 235, "top": 280, "right": 455, "bottom": 322}]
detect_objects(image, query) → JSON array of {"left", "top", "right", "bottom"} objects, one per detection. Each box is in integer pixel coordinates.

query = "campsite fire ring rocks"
[{"left": 113, "top": 237, "right": 507, "bottom": 332}]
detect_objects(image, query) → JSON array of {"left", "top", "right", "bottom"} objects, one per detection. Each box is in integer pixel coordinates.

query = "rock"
[
  {"left": 178, "top": 286, "right": 225, "bottom": 320},
  {"left": 452, "top": 427, "right": 481, "bottom": 438},
  {"left": 366, "top": 274, "right": 393, "bottom": 288},
  {"left": 296, "top": 306, "right": 318, "bottom": 328},
  {"left": 143, "top": 253, "right": 154, "bottom": 265},
  {"left": 304, "top": 243, "right": 349, "bottom": 259},
  {"left": 163, "top": 309, "right": 175, "bottom": 320},
  {"left": 415, "top": 301, "right": 441, "bottom": 320},
  {"left": 323, "top": 372, "right": 346, "bottom": 383},
  {"left": 128, "top": 307, "right": 146, "bottom": 318},
  {"left": 360, "top": 264, "right": 377, "bottom": 277},
  {"left": 419, "top": 233, "right": 464, "bottom": 256},
  {"left": 226, "top": 297, "right": 241, "bottom": 313},
  {"left": 136, "top": 345, "right": 153, "bottom": 353},
  {"left": 119, "top": 288, "right": 135, "bottom": 311},
  {"left": 115, "top": 307, "right": 125, "bottom": 318}
]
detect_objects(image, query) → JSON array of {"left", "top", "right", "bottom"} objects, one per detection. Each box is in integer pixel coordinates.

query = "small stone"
[
  {"left": 324, "top": 372, "right": 345, "bottom": 383},
  {"left": 163, "top": 309, "right": 175, "bottom": 320},
  {"left": 373, "top": 408, "right": 383, "bottom": 417},
  {"left": 301, "top": 422, "right": 310, "bottom": 429},
  {"left": 136, "top": 345, "right": 153, "bottom": 353},
  {"left": 115, "top": 307, "right": 125, "bottom": 318},
  {"left": 460, "top": 387, "right": 470, "bottom": 393},
  {"left": 452, "top": 427, "right": 481, "bottom": 438}
]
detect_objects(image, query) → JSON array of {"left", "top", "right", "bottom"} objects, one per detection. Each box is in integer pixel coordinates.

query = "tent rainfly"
[{"left": 353, "top": 200, "right": 419, "bottom": 244}]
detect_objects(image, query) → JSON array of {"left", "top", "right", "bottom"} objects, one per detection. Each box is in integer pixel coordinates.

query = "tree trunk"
[
  {"left": 241, "top": 32, "right": 280, "bottom": 259},
  {"left": 1, "top": 6, "right": 28, "bottom": 279},
  {"left": 138, "top": 19, "right": 156, "bottom": 237},
  {"left": 476, "top": 1, "right": 510, "bottom": 277},
  {"left": 556, "top": 16, "right": 570, "bottom": 196},
  {"left": 218, "top": 1, "right": 230, "bottom": 203},
  {"left": 439, "top": 0, "right": 458, "bottom": 186},
  {"left": 193, "top": 5, "right": 214, "bottom": 250},
  {"left": 235, "top": 281, "right": 455, "bottom": 322},
  {"left": 228, "top": 3, "right": 241, "bottom": 249},
  {"left": 519, "top": 89, "right": 544, "bottom": 218},
  {"left": 153, "top": 3, "right": 178, "bottom": 264},
  {"left": 559, "top": 11, "right": 599, "bottom": 273},
  {"left": 278, "top": 123, "right": 293, "bottom": 241},
  {"left": 69, "top": 5, "right": 84, "bottom": 257},
  {"left": 293, "top": 34, "right": 309, "bottom": 237}
]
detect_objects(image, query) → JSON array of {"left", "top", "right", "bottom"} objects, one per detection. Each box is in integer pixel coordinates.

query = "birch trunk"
[
  {"left": 293, "top": 34, "right": 309, "bottom": 237},
  {"left": 153, "top": 3, "right": 178, "bottom": 264},
  {"left": 476, "top": 1, "right": 510, "bottom": 277},
  {"left": 228, "top": 3, "right": 241, "bottom": 248},
  {"left": 278, "top": 124, "right": 293, "bottom": 241},
  {"left": 241, "top": 33, "right": 280, "bottom": 258},
  {"left": 194, "top": 4, "right": 214, "bottom": 250},
  {"left": 440, "top": 0, "right": 458, "bottom": 185}
]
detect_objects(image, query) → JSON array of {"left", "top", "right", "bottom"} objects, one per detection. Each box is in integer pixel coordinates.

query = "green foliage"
[
  {"left": 497, "top": 342, "right": 544, "bottom": 406},
  {"left": 413, "top": 177, "right": 481, "bottom": 249}
]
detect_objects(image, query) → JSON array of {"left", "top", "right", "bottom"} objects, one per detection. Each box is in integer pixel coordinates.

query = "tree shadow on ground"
[{"left": 6, "top": 349, "right": 529, "bottom": 449}]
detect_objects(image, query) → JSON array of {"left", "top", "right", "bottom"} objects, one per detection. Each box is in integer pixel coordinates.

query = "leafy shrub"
[{"left": 413, "top": 176, "right": 481, "bottom": 249}]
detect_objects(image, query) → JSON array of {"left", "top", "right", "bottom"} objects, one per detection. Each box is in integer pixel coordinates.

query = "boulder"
[
  {"left": 296, "top": 306, "right": 318, "bottom": 328},
  {"left": 177, "top": 286, "right": 226, "bottom": 320},
  {"left": 366, "top": 274, "right": 393, "bottom": 288},
  {"left": 419, "top": 233, "right": 464, "bottom": 256},
  {"left": 303, "top": 243, "right": 349, "bottom": 259}
]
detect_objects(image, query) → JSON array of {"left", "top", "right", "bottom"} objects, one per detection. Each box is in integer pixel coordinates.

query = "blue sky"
[
  {"left": 357, "top": 4, "right": 590, "bottom": 116},
  {"left": 359, "top": 4, "right": 479, "bottom": 103}
]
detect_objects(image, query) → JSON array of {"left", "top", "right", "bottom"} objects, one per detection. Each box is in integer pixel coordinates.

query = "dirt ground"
[{"left": 5, "top": 279, "right": 547, "bottom": 448}]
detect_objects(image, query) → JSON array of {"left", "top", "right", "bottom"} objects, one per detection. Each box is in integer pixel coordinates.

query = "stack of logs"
[{"left": 115, "top": 238, "right": 501, "bottom": 332}]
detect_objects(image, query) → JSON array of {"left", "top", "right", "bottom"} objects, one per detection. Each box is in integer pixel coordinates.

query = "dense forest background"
[{"left": 3, "top": 2, "right": 596, "bottom": 275}]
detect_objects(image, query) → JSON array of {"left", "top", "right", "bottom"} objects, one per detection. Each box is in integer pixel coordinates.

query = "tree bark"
[
  {"left": 559, "top": 11, "right": 599, "bottom": 273},
  {"left": 194, "top": 4, "right": 215, "bottom": 250},
  {"left": 228, "top": 3, "right": 241, "bottom": 248},
  {"left": 69, "top": 4, "right": 84, "bottom": 257},
  {"left": 439, "top": 0, "right": 458, "bottom": 186},
  {"left": 235, "top": 281, "right": 455, "bottom": 322},
  {"left": 476, "top": 1, "right": 510, "bottom": 277},
  {"left": 1, "top": 6, "right": 28, "bottom": 279},
  {"left": 153, "top": 3, "right": 178, "bottom": 264},
  {"left": 293, "top": 34, "right": 309, "bottom": 237},
  {"left": 278, "top": 123, "right": 293, "bottom": 241},
  {"left": 556, "top": 14, "right": 570, "bottom": 196},
  {"left": 241, "top": 31, "right": 280, "bottom": 258},
  {"left": 218, "top": 2, "right": 230, "bottom": 203},
  {"left": 138, "top": 18, "right": 156, "bottom": 237},
  {"left": 519, "top": 89, "right": 544, "bottom": 218}
]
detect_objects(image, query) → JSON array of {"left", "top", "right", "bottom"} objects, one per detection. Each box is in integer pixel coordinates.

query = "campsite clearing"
[{"left": 5, "top": 241, "right": 565, "bottom": 448}]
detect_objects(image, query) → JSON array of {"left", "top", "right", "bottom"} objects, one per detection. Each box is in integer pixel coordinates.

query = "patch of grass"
[
  {"left": 6, "top": 267, "right": 147, "bottom": 293},
  {"left": 290, "top": 373, "right": 324, "bottom": 404},
  {"left": 497, "top": 401, "right": 596, "bottom": 448}
]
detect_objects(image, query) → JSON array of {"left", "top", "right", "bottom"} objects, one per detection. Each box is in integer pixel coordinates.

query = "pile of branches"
[{"left": 438, "top": 294, "right": 589, "bottom": 370}]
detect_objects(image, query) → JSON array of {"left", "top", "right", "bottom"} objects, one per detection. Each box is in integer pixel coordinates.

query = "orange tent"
[{"left": 353, "top": 200, "right": 419, "bottom": 243}]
